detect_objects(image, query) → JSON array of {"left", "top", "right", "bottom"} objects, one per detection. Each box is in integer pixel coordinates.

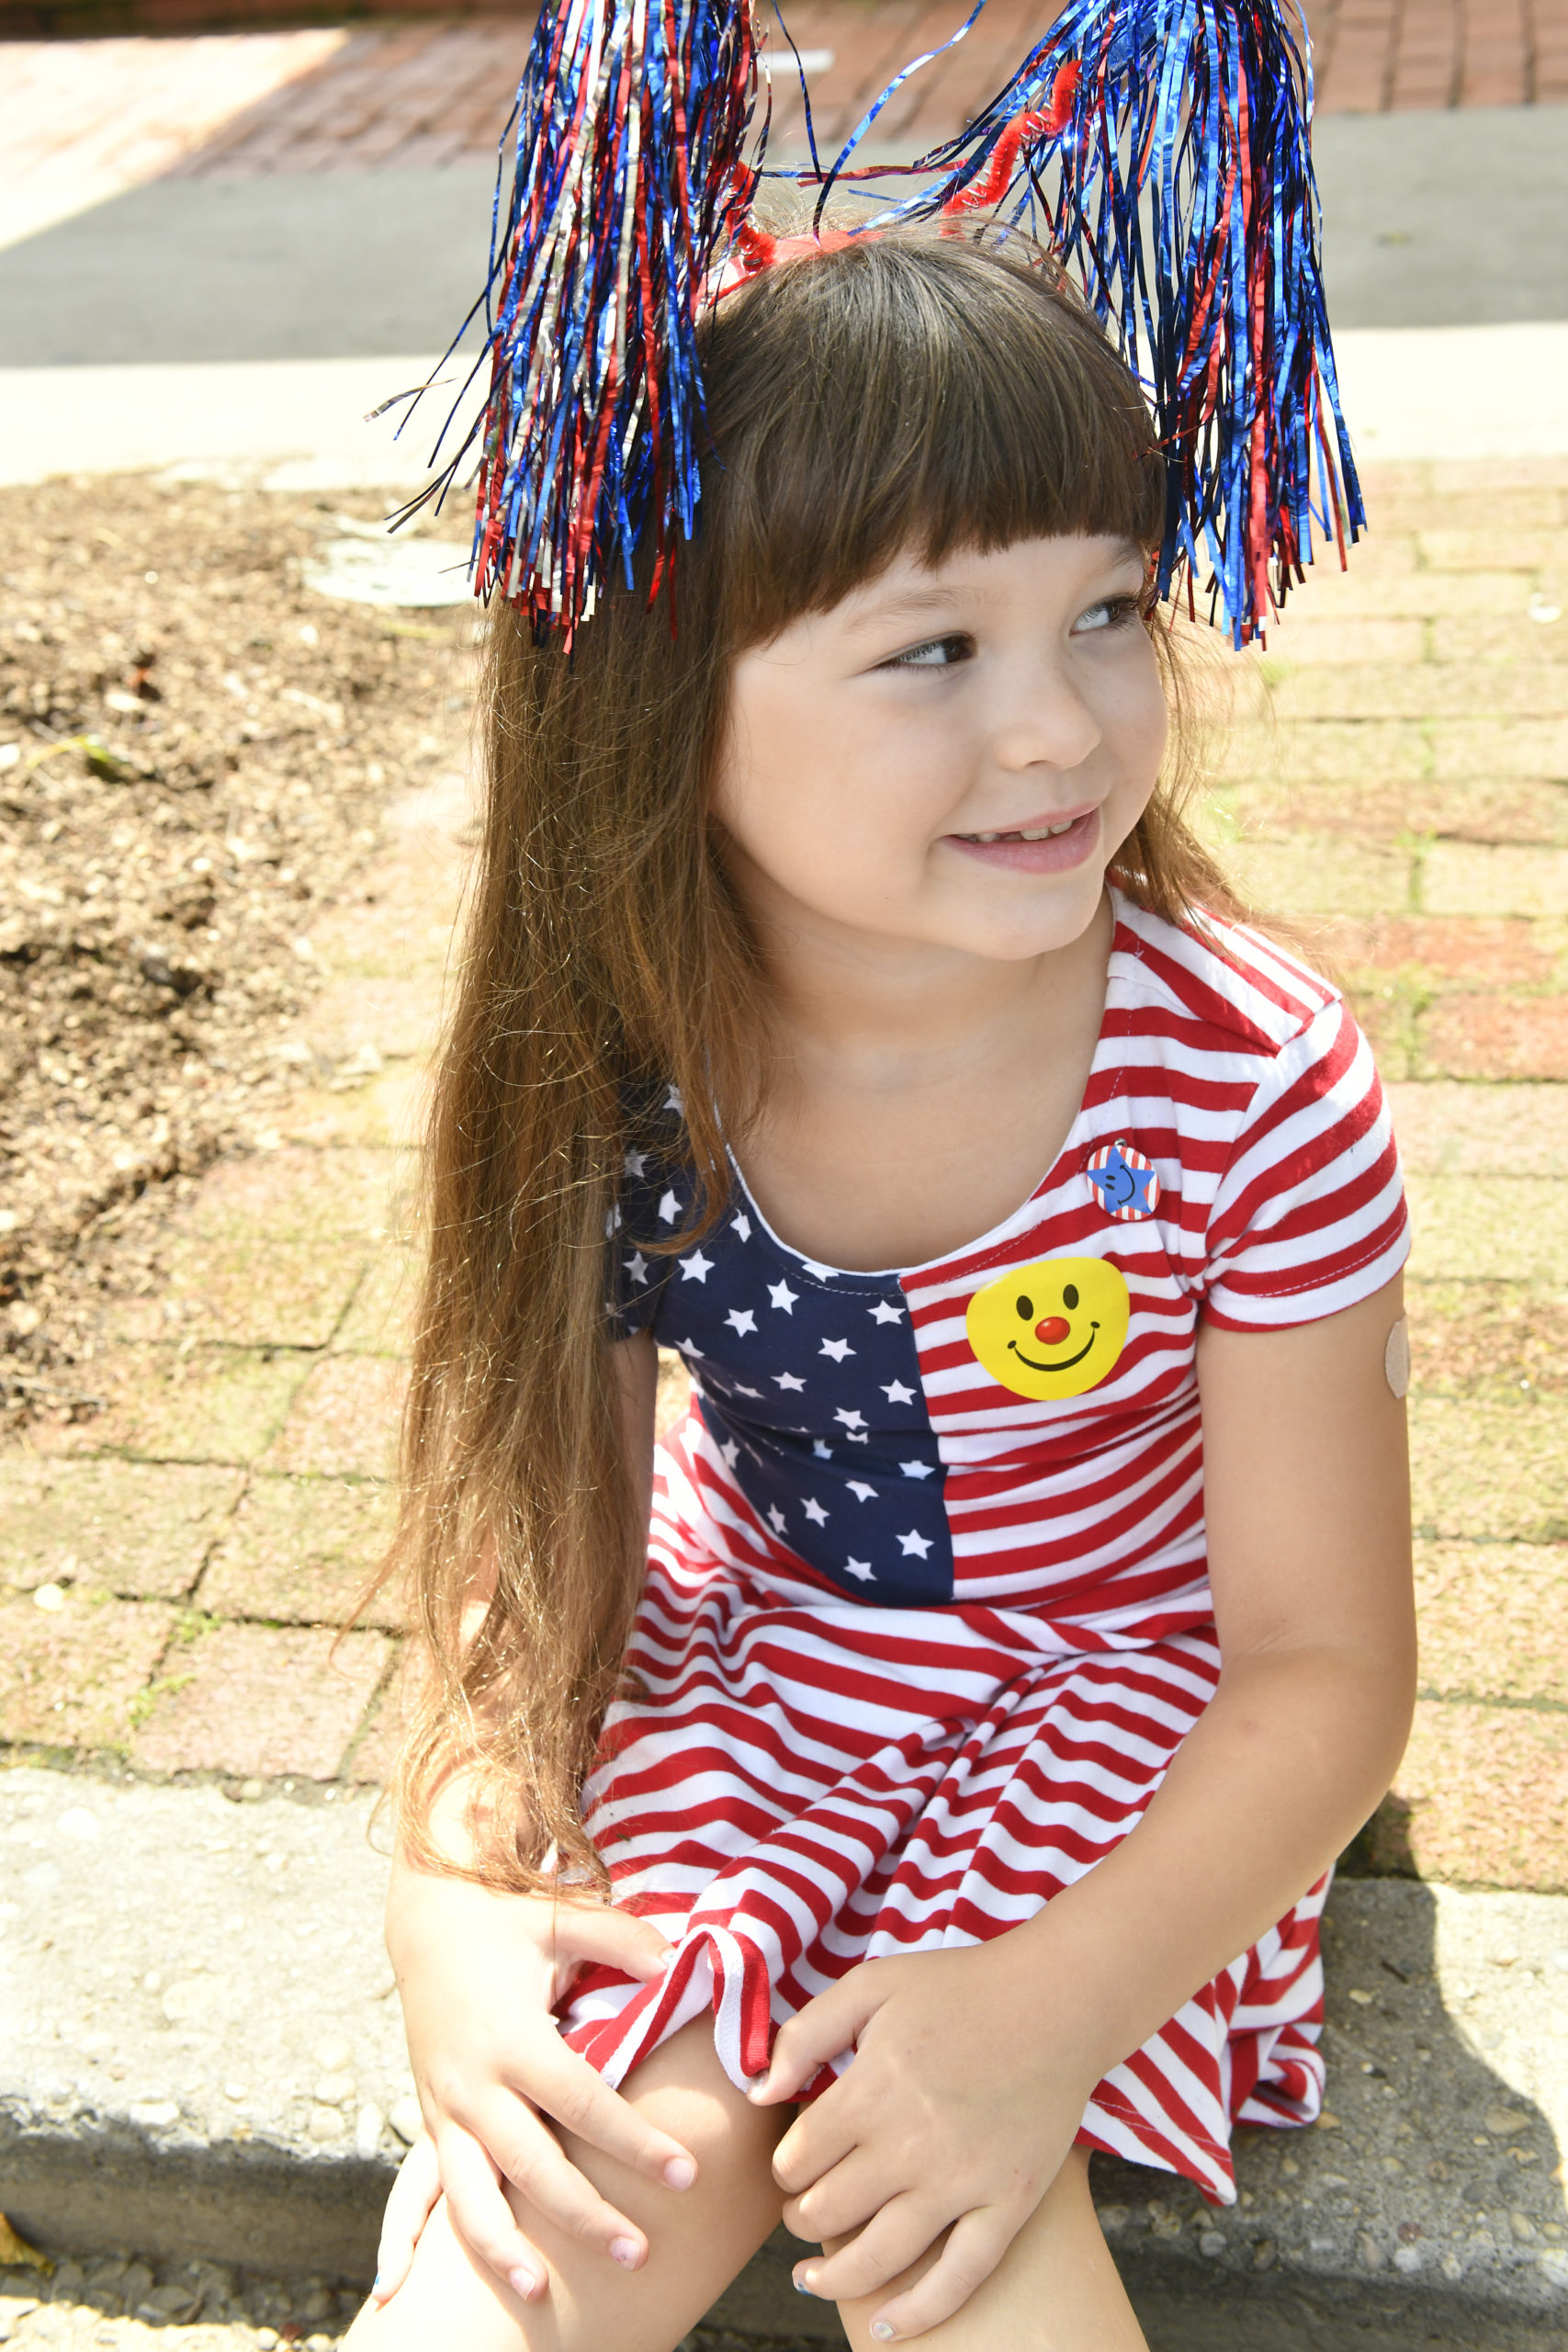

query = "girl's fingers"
[
  {"left": 792, "top": 2190, "right": 953, "bottom": 2308},
  {"left": 506, "top": 2032, "right": 698, "bottom": 2192},
  {"left": 371, "top": 2132, "right": 442, "bottom": 2303},
  {"left": 477, "top": 2092, "right": 653, "bottom": 2268},
  {"left": 869, "top": 2206, "right": 1013, "bottom": 2340},
  {"left": 771, "top": 2081, "right": 861, "bottom": 2199},
  {"left": 551, "top": 1901, "right": 675, "bottom": 1989},
  {"left": 436, "top": 2123, "right": 550, "bottom": 2304},
  {"left": 780, "top": 2146, "right": 891, "bottom": 2246},
  {"left": 750, "top": 1973, "right": 882, "bottom": 2106}
]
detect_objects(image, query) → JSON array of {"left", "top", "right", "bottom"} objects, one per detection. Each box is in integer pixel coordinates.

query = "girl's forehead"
[{"left": 825, "top": 532, "right": 1148, "bottom": 624}]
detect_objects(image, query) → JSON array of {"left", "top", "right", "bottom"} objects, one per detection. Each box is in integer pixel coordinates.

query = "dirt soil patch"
[{"left": 0, "top": 473, "right": 475, "bottom": 1419}]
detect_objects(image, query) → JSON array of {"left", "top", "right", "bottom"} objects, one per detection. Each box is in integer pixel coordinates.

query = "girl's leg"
[
  {"left": 830, "top": 2148, "right": 1149, "bottom": 2352},
  {"left": 342, "top": 2018, "right": 789, "bottom": 2352}
]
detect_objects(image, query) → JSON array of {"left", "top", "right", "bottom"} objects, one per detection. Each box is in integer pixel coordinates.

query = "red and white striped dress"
[{"left": 559, "top": 893, "right": 1410, "bottom": 2204}]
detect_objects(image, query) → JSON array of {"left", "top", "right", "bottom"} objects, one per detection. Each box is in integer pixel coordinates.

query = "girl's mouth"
[{"left": 943, "top": 807, "right": 1100, "bottom": 873}]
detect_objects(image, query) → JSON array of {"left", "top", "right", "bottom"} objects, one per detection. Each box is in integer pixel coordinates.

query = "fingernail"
[
  {"left": 662, "top": 2155, "right": 696, "bottom": 2190},
  {"left": 508, "top": 2267, "right": 538, "bottom": 2302},
  {"left": 792, "top": 2271, "right": 815, "bottom": 2297},
  {"left": 371, "top": 2276, "right": 389, "bottom": 2303},
  {"left": 748, "top": 2073, "right": 771, "bottom": 2098},
  {"left": 610, "top": 2237, "right": 641, "bottom": 2271},
  {"left": 871, "top": 2324, "right": 897, "bottom": 2343}
]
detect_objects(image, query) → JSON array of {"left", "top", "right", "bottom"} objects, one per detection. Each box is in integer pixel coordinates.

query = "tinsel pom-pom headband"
[{"left": 402, "top": 0, "right": 1364, "bottom": 651}]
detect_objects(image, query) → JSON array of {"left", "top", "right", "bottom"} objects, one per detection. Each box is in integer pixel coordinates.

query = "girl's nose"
[{"left": 1034, "top": 1316, "right": 1072, "bottom": 1345}]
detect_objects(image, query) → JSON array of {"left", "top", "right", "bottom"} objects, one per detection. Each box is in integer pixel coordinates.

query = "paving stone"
[
  {"left": 1433, "top": 720, "right": 1568, "bottom": 784},
  {"left": 1411, "top": 1279, "right": 1568, "bottom": 1395},
  {"left": 33, "top": 1348, "right": 312, "bottom": 1468},
  {"left": 278, "top": 1064, "right": 428, "bottom": 1154},
  {"left": 177, "top": 1148, "right": 395, "bottom": 1246},
  {"left": 1235, "top": 775, "right": 1568, "bottom": 847},
  {"left": 0, "top": 1591, "right": 173, "bottom": 1751},
  {"left": 1227, "top": 834, "right": 1413, "bottom": 919},
  {"left": 1377, "top": 1699, "right": 1568, "bottom": 1894},
  {"left": 1229, "top": 717, "right": 1428, "bottom": 786},
  {"left": 330, "top": 1247, "right": 417, "bottom": 1359},
  {"left": 104, "top": 1235, "right": 370, "bottom": 1351},
  {"left": 302, "top": 978, "right": 438, "bottom": 1067},
  {"left": 130, "top": 1622, "right": 393, "bottom": 1780},
  {"left": 196, "top": 1474, "right": 401, "bottom": 1632},
  {"left": 1410, "top": 1393, "right": 1568, "bottom": 1544},
  {"left": 1431, "top": 611, "right": 1568, "bottom": 667},
  {"left": 1389, "top": 1080, "right": 1568, "bottom": 1174},
  {"left": 1269, "top": 665, "right": 1568, "bottom": 722},
  {"left": 1420, "top": 995, "right": 1568, "bottom": 1080},
  {"left": 1423, "top": 842, "right": 1568, "bottom": 919},
  {"left": 1418, "top": 529, "right": 1568, "bottom": 574},
  {"left": 1337, "top": 915, "right": 1562, "bottom": 985},
  {"left": 261, "top": 1356, "right": 407, "bottom": 1481},
  {"left": 1257, "top": 616, "right": 1426, "bottom": 668},
  {"left": 1405, "top": 1175, "right": 1568, "bottom": 1283},
  {"left": 1416, "top": 1541, "right": 1568, "bottom": 1708},
  {"left": 0, "top": 1456, "right": 244, "bottom": 1600},
  {"left": 1271, "top": 568, "right": 1539, "bottom": 621}
]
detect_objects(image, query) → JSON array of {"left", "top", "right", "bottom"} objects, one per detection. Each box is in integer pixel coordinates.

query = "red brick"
[
  {"left": 0, "top": 1591, "right": 172, "bottom": 1753},
  {"left": 197, "top": 1472, "right": 402, "bottom": 1630},
  {"left": 1409, "top": 1276, "right": 1568, "bottom": 1394},
  {"left": 262, "top": 1354, "right": 408, "bottom": 1480},
  {"left": 1369, "top": 1699, "right": 1568, "bottom": 1893},
  {"left": 1416, "top": 1541, "right": 1568, "bottom": 1703},
  {"left": 130, "top": 1621, "right": 393, "bottom": 1780},
  {"left": 1389, "top": 1078, "right": 1568, "bottom": 1174},
  {"left": 0, "top": 1455, "right": 244, "bottom": 1600},
  {"left": 1332, "top": 916, "right": 1554, "bottom": 987},
  {"left": 1419, "top": 995, "right": 1568, "bottom": 1080}
]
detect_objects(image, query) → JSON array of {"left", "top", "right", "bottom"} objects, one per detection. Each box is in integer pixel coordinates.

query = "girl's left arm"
[{"left": 755, "top": 1272, "right": 1415, "bottom": 2336}]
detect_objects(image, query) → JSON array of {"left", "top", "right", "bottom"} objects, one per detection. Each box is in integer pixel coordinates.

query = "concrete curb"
[{"left": 3, "top": 1765, "right": 1566, "bottom": 2346}]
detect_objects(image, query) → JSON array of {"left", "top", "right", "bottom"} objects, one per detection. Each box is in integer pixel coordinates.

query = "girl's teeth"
[{"left": 965, "top": 817, "right": 1081, "bottom": 842}]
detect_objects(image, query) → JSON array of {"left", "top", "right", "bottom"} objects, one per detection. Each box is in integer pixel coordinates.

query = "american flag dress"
[{"left": 558, "top": 894, "right": 1410, "bottom": 2204}]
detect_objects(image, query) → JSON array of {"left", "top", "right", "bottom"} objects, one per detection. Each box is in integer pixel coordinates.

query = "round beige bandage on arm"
[{"left": 1384, "top": 1317, "right": 1411, "bottom": 1400}]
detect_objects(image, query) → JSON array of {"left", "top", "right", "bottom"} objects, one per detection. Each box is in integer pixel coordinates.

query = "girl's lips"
[{"left": 942, "top": 806, "right": 1101, "bottom": 875}]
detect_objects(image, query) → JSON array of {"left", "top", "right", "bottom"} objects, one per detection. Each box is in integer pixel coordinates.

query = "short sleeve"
[
  {"left": 605, "top": 1147, "right": 682, "bottom": 1341},
  {"left": 1200, "top": 996, "right": 1410, "bottom": 1330}
]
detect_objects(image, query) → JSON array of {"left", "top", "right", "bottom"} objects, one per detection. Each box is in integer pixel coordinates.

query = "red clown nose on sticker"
[{"left": 1086, "top": 1139, "right": 1160, "bottom": 1222}]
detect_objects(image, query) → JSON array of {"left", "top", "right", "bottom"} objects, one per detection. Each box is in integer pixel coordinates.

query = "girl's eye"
[
  {"left": 1073, "top": 594, "right": 1142, "bottom": 637},
  {"left": 883, "top": 633, "right": 973, "bottom": 671}
]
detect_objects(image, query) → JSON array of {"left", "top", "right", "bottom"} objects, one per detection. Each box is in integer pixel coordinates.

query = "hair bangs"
[{"left": 698, "top": 232, "right": 1168, "bottom": 650}]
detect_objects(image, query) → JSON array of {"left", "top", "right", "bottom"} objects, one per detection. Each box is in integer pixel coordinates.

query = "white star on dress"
[
  {"left": 897, "top": 1530, "right": 933, "bottom": 1557},
  {"left": 881, "top": 1379, "right": 915, "bottom": 1404},
  {"left": 624, "top": 1251, "right": 649, "bottom": 1284},
  {"left": 671, "top": 1337, "right": 704, "bottom": 1356},
  {"left": 664, "top": 1086, "right": 685, "bottom": 1115},
  {"left": 657, "top": 1189, "right": 680, "bottom": 1225},
  {"left": 802, "top": 1498, "right": 829, "bottom": 1525},
  {"left": 799, "top": 1260, "right": 839, "bottom": 1282},
  {"left": 834, "top": 1408, "right": 867, "bottom": 1430},
  {"left": 719, "top": 1438, "right": 739, "bottom": 1467},
  {"left": 847, "top": 1480, "right": 876, "bottom": 1501},
  {"left": 813, "top": 1440, "right": 833, "bottom": 1460},
  {"left": 733, "top": 1383, "right": 761, "bottom": 1398},
  {"left": 624, "top": 1149, "right": 648, "bottom": 1178},
  {"left": 775, "top": 1372, "right": 807, "bottom": 1392},
  {"left": 679, "top": 1250, "right": 714, "bottom": 1282},
  {"left": 766, "top": 1504, "right": 787, "bottom": 1534},
  {"left": 842, "top": 1558, "right": 875, "bottom": 1582},
  {"left": 768, "top": 1280, "right": 797, "bottom": 1314},
  {"left": 869, "top": 1299, "right": 904, "bottom": 1324},
  {"left": 900, "top": 1460, "right": 936, "bottom": 1480},
  {"left": 820, "top": 1338, "right": 854, "bottom": 1363},
  {"left": 725, "top": 1307, "right": 758, "bottom": 1336},
  {"left": 732, "top": 1212, "right": 752, "bottom": 1241}
]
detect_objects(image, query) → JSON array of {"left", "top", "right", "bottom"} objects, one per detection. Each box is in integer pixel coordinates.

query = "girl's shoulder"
[{"left": 1108, "top": 889, "right": 1346, "bottom": 1066}]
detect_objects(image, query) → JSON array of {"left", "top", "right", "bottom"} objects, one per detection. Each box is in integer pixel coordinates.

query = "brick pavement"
[
  {"left": 2, "top": 0, "right": 1564, "bottom": 254},
  {"left": 1, "top": 456, "right": 1566, "bottom": 1907}
]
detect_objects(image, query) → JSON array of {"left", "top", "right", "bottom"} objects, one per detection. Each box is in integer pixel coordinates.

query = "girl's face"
[{"left": 715, "top": 534, "right": 1168, "bottom": 965}]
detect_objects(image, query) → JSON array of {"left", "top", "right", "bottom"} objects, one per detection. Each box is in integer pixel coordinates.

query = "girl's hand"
[
  {"left": 750, "top": 1939, "right": 1097, "bottom": 2339},
  {"left": 382, "top": 1857, "right": 698, "bottom": 2303}
]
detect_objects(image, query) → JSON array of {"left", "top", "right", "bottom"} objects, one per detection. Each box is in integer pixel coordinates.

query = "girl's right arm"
[{"left": 374, "top": 1330, "right": 695, "bottom": 2307}]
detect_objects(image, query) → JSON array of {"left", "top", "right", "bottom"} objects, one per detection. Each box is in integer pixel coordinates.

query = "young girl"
[{"left": 343, "top": 226, "right": 1415, "bottom": 2352}]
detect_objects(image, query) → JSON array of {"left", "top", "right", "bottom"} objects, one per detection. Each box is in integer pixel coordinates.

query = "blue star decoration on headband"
[{"left": 1087, "top": 1144, "right": 1157, "bottom": 1218}]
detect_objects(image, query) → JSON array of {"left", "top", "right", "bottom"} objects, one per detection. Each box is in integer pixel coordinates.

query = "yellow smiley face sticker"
[{"left": 965, "top": 1256, "right": 1131, "bottom": 1402}]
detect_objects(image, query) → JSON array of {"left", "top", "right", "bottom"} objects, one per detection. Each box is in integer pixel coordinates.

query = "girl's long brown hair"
[{"left": 380, "top": 230, "right": 1244, "bottom": 1890}]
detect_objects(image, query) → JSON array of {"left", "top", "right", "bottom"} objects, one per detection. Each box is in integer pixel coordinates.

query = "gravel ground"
[
  {"left": 0, "top": 2258, "right": 825, "bottom": 2348},
  {"left": 0, "top": 475, "right": 474, "bottom": 1423}
]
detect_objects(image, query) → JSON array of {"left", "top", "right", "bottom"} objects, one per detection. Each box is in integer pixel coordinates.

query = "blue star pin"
[{"left": 1087, "top": 1144, "right": 1156, "bottom": 1218}]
